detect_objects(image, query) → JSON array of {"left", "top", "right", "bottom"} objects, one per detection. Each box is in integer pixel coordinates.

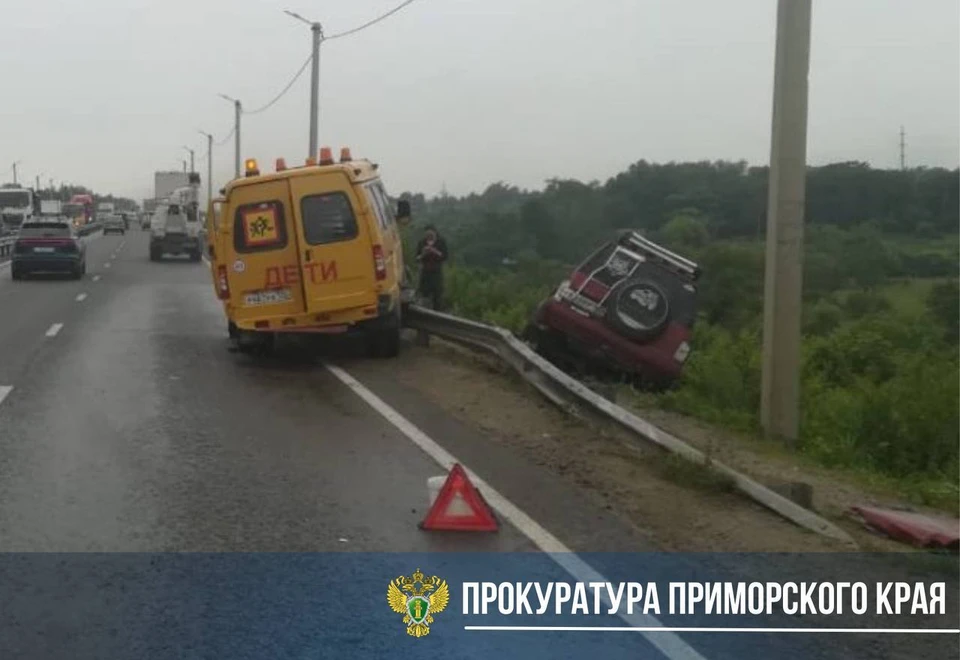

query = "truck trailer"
[{"left": 155, "top": 172, "right": 190, "bottom": 201}]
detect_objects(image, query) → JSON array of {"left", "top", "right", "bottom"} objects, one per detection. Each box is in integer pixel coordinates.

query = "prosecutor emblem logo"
[{"left": 386, "top": 568, "right": 450, "bottom": 638}]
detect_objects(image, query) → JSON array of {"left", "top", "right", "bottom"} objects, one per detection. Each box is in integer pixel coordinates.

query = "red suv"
[{"left": 525, "top": 230, "right": 700, "bottom": 390}]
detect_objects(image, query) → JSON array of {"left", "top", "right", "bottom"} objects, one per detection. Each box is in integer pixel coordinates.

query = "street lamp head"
[{"left": 283, "top": 9, "right": 313, "bottom": 26}]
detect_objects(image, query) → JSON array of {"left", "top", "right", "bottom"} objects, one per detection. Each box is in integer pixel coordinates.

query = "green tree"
[
  {"left": 519, "top": 199, "right": 558, "bottom": 259},
  {"left": 695, "top": 244, "right": 764, "bottom": 331},
  {"left": 658, "top": 208, "right": 710, "bottom": 250}
]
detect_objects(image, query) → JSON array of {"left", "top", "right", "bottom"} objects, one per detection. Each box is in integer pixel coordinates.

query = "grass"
[{"left": 622, "top": 385, "right": 960, "bottom": 515}]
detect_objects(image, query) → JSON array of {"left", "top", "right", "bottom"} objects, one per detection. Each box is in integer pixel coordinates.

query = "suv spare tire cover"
[{"left": 606, "top": 279, "right": 670, "bottom": 341}]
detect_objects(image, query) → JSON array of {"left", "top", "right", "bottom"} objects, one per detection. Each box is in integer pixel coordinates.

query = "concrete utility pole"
[
  {"left": 35, "top": 175, "right": 40, "bottom": 192},
  {"left": 183, "top": 146, "right": 195, "bottom": 174},
  {"left": 285, "top": 10, "right": 324, "bottom": 158},
  {"left": 760, "top": 0, "right": 812, "bottom": 448},
  {"left": 309, "top": 22, "right": 323, "bottom": 157},
  {"left": 219, "top": 94, "right": 242, "bottom": 178},
  {"left": 12, "top": 161, "right": 20, "bottom": 185},
  {"left": 899, "top": 126, "right": 906, "bottom": 170},
  {"left": 199, "top": 130, "right": 213, "bottom": 206}
]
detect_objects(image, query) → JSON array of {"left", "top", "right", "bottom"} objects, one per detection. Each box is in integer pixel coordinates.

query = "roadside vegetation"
[{"left": 400, "top": 161, "right": 959, "bottom": 511}]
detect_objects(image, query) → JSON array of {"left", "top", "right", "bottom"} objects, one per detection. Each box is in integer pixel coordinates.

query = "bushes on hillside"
[{"left": 656, "top": 310, "right": 959, "bottom": 482}]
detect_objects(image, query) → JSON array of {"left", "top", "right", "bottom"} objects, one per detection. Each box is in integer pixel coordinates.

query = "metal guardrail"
[
  {"left": 405, "top": 305, "right": 857, "bottom": 546},
  {"left": 0, "top": 236, "right": 14, "bottom": 258}
]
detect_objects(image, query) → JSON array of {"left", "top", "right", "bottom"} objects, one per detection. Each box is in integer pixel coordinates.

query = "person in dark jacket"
[{"left": 415, "top": 225, "right": 448, "bottom": 310}]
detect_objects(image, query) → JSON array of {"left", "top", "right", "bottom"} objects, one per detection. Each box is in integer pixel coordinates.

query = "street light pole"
[
  {"left": 183, "top": 146, "right": 195, "bottom": 174},
  {"left": 234, "top": 100, "right": 241, "bottom": 178},
  {"left": 219, "top": 94, "right": 242, "bottom": 178},
  {"left": 760, "top": 0, "right": 812, "bottom": 448},
  {"left": 12, "top": 161, "right": 20, "bottom": 186},
  {"left": 199, "top": 130, "right": 213, "bottom": 206},
  {"left": 285, "top": 10, "right": 324, "bottom": 159},
  {"left": 309, "top": 22, "right": 323, "bottom": 157}
]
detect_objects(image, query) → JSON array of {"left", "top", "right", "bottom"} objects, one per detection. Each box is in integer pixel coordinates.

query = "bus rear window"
[{"left": 300, "top": 193, "right": 358, "bottom": 245}]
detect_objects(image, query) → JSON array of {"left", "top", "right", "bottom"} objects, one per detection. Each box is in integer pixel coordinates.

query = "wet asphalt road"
[{"left": 0, "top": 229, "right": 650, "bottom": 554}]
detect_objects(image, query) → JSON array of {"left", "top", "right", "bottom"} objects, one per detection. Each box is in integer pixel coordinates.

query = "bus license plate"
[{"left": 244, "top": 289, "right": 292, "bottom": 306}]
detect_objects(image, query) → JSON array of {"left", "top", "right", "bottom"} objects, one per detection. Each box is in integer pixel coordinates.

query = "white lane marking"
[
  {"left": 0, "top": 261, "right": 10, "bottom": 271},
  {"left": 45, "top": 323, "right": 64, "bottom": 337},
  {"left": 324, "top": 364, "right": 706, "bottom": 660},
  {"left": 75, "top": 293, "right": 87, "bottom": 302},
  {"left": 104, "top": 263, "right": 111, "bottom": 269},
  {"left": 0, "top": 386, "right": 12, "bottom": 407},
  {"left": 92, "top": 275, "right": 101, "bottom": 282}
]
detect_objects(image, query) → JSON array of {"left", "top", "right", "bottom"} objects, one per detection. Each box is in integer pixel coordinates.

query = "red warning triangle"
[{"left": 420, "top": 463, "right": 499, "bottom": 532}]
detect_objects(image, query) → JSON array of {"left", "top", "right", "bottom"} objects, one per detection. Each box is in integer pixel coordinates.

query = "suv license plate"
[
  {"left": 34, "top": 247, "right": 55, "bottom": 253},
  {"left": 244, "top": 289, "right": 292, "bottom": 306}
]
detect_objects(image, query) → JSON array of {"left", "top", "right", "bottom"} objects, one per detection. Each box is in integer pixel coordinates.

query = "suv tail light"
[
  {"left": 372, "top": 245, "right": 386, "bottom": 281},
  {"left": 216, "top": 264, "right": 231, "bottom": 300}
]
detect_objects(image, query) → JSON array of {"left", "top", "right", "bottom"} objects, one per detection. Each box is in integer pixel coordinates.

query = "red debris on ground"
[{"left": 850, "top": 506, "right": 959, "bottom": 551}]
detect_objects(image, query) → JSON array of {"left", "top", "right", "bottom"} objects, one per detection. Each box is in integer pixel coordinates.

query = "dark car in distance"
[
  {"left": 524, "top": 230, "right": 700, "bottom": 391},
  {"left": 11, "top": 218, "right": 87, "bottom": 280}
]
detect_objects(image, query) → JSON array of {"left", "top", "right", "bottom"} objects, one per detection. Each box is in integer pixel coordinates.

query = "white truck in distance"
[
  {"left": 40, "top": 199, "right": 63, "bottom": 216},
  {"left": 0, "top": 187, "right": 37, "bottom": 232},
  {"left": 155, "top": 171, "right": 190, "bottom": 201},
  {"left": 150, "top": 183, "right": 203, "bottom": 262}
]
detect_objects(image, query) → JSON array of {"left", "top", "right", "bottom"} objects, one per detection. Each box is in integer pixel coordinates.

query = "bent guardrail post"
[{"left": 405, "top": 305, "right": 858, "bottom": 547}]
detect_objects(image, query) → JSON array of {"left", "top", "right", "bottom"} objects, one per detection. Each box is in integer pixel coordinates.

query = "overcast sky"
[{"left": 1, "top": 0, "right": 957, "bottom": 202}]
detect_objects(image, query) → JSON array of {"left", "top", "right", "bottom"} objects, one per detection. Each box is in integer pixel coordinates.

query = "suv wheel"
[{"left": 605, "top": 279, "right": 671, "bottom": 341}]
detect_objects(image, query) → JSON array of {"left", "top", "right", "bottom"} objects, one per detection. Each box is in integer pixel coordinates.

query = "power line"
[
  {"left": 325, "top": 0, "right": 418, "bottom": 41},
  {"left": 197, "top": 0, "right": 418, "bottom": 150},
  {"left": 244, "top": 52, "right": 313, "bottom": 115},
  {"left": 215, "top": 126, "right": 236, "bottom": 146}
]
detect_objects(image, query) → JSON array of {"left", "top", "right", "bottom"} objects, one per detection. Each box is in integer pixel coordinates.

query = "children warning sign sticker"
[{"left": 242, "top": 206, "right": 280, "bottom": 246}]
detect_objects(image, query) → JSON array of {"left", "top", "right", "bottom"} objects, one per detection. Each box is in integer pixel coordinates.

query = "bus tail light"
[
  {"left": 216, "top": 264, "right": 231, "bottom": 299},
  {"left": 372, "top": 245, "right": 386, "bottom": 281}
]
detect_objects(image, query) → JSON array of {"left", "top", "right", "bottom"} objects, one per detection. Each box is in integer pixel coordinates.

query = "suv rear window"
[
  {"left": 19, "top": 223, "right": 73, "bottom": 237},
  {"left": 233, "top": 200, "right": 288, "bottom": 253},
  {"left": 300, "top": 192, "right": 358, "bottom": 245}
]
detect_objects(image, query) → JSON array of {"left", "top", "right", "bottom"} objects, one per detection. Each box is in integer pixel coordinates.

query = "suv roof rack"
[{"left": 617, "top": 230, "right": 701, "bottom": 281}]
